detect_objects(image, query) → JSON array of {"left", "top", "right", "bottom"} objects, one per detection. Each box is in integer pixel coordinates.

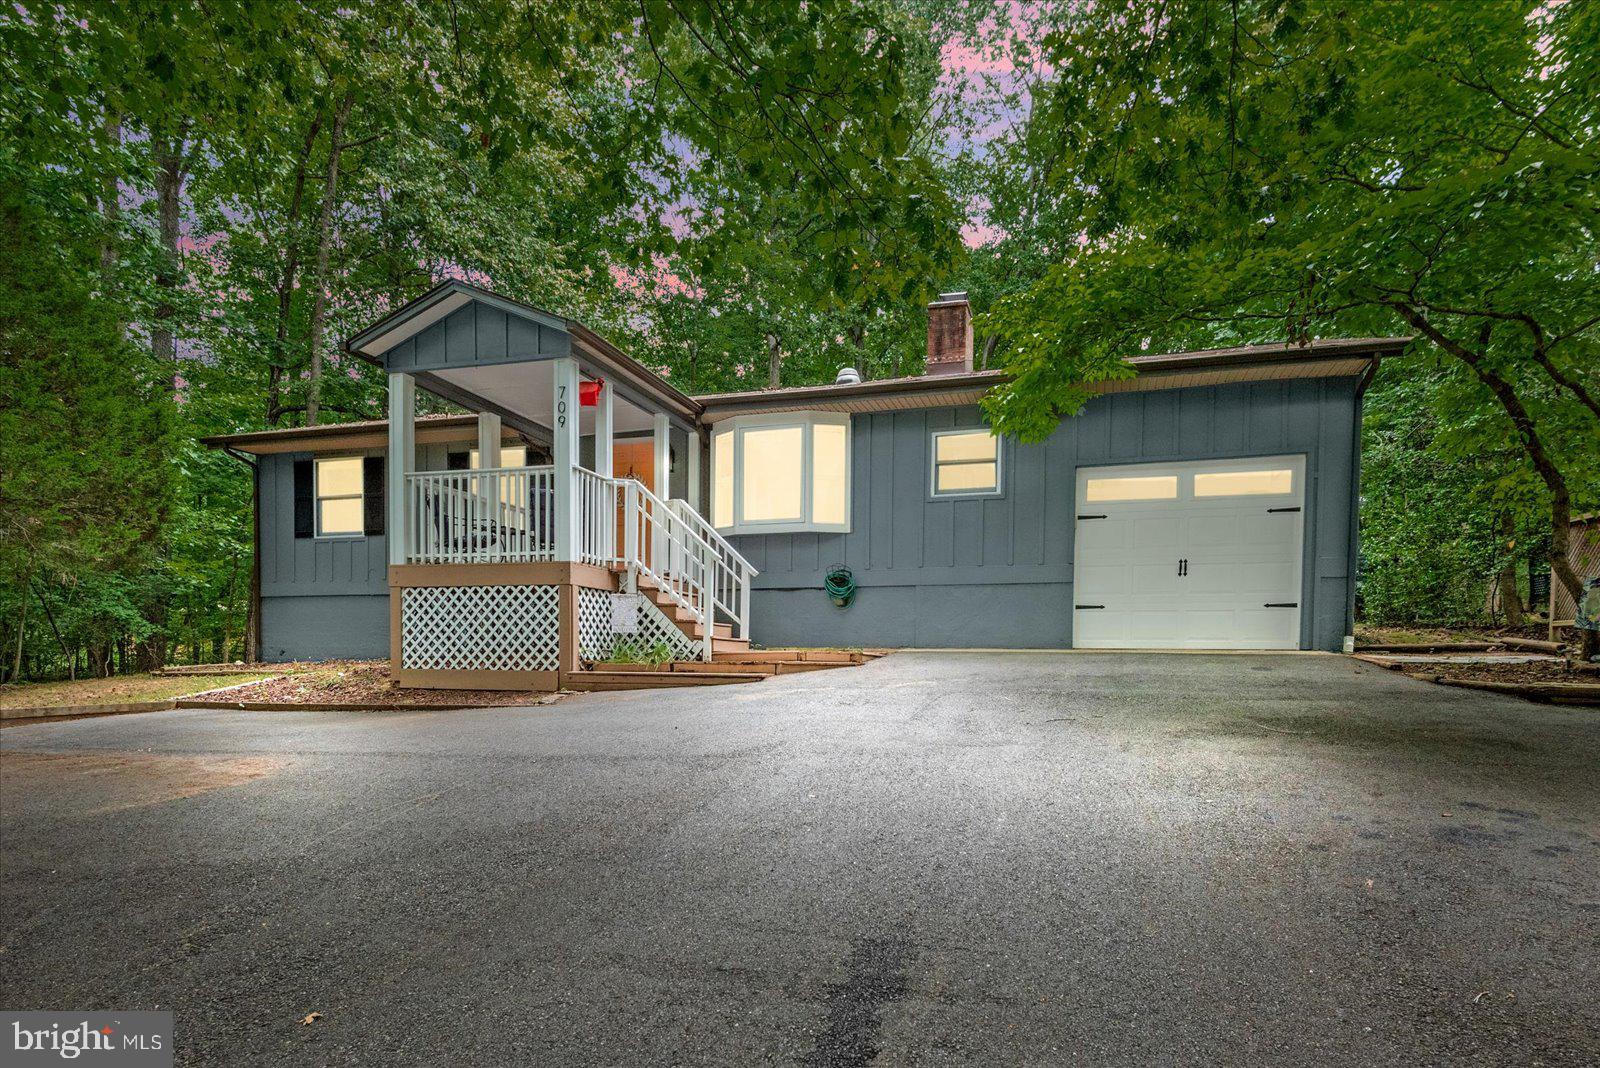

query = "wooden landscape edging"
[
  {"left": 175, "top": 699, "right": 477, "bottom": 712},
  {"left": 1433, "top": 678, "right": 1600, "bottom": 706},
  {"left": 1, "top": 699, "right": 178, "bottom": 722}
]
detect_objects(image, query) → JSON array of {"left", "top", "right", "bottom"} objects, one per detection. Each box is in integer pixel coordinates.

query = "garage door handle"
[
  {"left": 1077, "top": 513, "right": 1108, "bottom": 520},
  {"left": 1264, "top": 602, "right": 1299, "bottom": 608},
  {"left": 1267, "top": 507, "right": 1301, "bottom": 513},
  {"left": 1075, "top": 604, "right": 1106, "bottom": 610}
]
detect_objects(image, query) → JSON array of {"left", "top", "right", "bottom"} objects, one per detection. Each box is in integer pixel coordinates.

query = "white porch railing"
[
  {"left": 403, "top": 465, "right": 757, "bottom": 652},
  {"left": 406, "top": 466, "right": 556, "bottom": 564}
]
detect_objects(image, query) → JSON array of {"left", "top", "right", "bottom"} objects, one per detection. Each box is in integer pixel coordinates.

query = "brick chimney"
[{"left": 925, "top": 292, "right": 973, "bottom": 376}]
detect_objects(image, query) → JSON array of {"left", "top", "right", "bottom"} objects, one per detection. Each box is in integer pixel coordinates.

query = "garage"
[{"left": 1072, "top": 455, "right": 1306, "bottom": 649}]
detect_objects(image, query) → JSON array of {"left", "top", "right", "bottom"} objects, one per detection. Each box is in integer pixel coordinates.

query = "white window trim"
[
  {"left": 712, "top": 411, "right": 851, "bottom": 535},
  {"left": 314, "top": 455, "right": 365, "bottom": 539},
  {"left": 929, "top": 428, "right": 1005, "bottom": 500}
]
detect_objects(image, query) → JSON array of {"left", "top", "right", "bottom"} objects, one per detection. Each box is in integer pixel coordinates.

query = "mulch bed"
[{"left": 205, "top": 661, "right": 560, "bottom": 709}]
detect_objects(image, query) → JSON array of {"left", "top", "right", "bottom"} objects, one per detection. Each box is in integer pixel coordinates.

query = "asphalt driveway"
[{"left": 2, "top": 652, "right": 1597, "bottom": 1066}]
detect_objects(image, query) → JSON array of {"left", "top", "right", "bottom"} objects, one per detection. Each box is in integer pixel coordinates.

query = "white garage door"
[{"left": 1072, "top": 456, "right": 1306, "bottom": 649}]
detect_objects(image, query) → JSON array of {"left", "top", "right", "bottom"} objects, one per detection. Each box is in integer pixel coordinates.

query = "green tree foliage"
[
  {"left": 0, "top": 0, "right": 968, "bottom": 679},
  {"left": 979, "top": 0, "right": 1599, "bottom": 607},
  {"left": 0, "top": 188, "right": 175, "bottom": 677}
]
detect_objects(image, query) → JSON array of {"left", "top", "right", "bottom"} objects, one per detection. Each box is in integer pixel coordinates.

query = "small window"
[
  {"left": 468, "top": 445, "right": 528, "bottom": 469},
  {"left": 932, "top": 429, "right": 1001, "bottom": 497},
  {"left": 1193, "top": 468, "right": 1294, "bottom": 497},
  {"left": 1083, "top": 475, "right": 1179, "bottom": 502},
  {"left": 315, "top": 457, "right": 364, "bottom": 536}
]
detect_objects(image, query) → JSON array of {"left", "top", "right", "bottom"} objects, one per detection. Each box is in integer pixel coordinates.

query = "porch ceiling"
[{"left": 425, "top": 361, "right": 660, "bottom": 435}]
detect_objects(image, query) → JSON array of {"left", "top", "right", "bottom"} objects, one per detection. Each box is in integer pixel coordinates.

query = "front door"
[
  {"left": 1072, "top": 456, "right": 1306, "bottom": 649},
  {"left": 613, "top": 441, "right": 657, "bottom": 564}
]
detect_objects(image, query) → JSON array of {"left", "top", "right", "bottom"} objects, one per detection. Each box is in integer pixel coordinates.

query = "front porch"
[{"left": 351, "top": 282, "right": 757, "bottom": 689}]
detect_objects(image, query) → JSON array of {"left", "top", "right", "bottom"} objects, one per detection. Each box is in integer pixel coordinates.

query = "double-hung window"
[
  {"left": 315, "top": 457, "right": 364, "bottom": 536},
  {"left": 931, "top": 428, "right": 1002, "bottom": 498},
  {"left": 710, "top": 412, "right": 851, "bottom": 534}
]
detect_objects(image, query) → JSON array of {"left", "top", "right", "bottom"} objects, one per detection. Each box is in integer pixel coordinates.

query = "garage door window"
[
  {"left": 1193, "top": 468, "right": 1294, "bottom": 497},
  {"left": 932, "top": 429, "right": 1002, "bottom": 497},
  {"left": 1084, "top": 475, "right": 1178, "bottom": 502}
]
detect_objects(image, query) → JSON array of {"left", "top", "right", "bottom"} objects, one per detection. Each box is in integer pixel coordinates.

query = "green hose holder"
[{"left": 824, "top": 565, "right": 857, "bottom": 609}]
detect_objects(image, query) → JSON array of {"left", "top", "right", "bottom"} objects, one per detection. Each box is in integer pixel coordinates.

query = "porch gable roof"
[{"left": 341, "top": 279, "right": 700, "bottom": 425}]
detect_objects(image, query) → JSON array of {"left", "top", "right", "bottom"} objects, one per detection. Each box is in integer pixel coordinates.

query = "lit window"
[
  {"left": 467, "top": 446, "right": 531, "bottom": 507},
  {"left": 713, "top": 431, "right": 734, "bottom": 529},
  {"left": 468, "top": 445, "right": 528, "bottom": 469},
  {"left": 812, "top": 422, "right": 848, "bottom": 525},
  {"left": 1193, "top": 468, "right": 1294, "bottom": 497},
  {"left": 1083, "top": 475, "right": 1179, "bottom": 502},
  {"left": 742, "top": 426, "right": 805, "bottom": 522},
  {"left": 710, "top": 413, "right": 851, "bottom": 534},
  {"left": 932, "top": 429, "right": 1001, "bottom": 497},
  {"left": 315, "top": 457, "right": 364, "bottom": 536}
]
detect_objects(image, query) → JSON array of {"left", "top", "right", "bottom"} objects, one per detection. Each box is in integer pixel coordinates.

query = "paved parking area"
[{"left": 2, "top": 652, "right": 1597, "bottom": 1065}]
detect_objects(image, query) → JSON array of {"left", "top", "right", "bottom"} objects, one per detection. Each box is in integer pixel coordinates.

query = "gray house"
[{"left": 206, "top": 281, "right": 1405, "bottom": 687}]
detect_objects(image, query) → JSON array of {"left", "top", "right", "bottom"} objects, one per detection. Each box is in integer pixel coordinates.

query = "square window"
[{"left": 932, "top": 429, "right": 1001, "bottom": 497}]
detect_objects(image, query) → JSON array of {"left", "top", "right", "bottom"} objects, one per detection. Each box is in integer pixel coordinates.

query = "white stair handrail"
[
  {"left": 613, "top": 474, "right": 720, "bottom": 660},
  {"left": 666, "top": 499, "right": 758, "bottom": 640}
]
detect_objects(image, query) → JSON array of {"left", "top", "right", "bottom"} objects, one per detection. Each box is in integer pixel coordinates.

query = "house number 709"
[{"left": 557, "top": 384, "right": 567, "bottom": 428}]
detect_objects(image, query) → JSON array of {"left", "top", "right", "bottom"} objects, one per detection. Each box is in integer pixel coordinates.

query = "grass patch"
[{"left": 0, "top": 673, "right": 276, "bottom": 710}]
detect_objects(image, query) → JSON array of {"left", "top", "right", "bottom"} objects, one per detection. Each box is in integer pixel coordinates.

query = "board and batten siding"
[
  {"left": 728, "top": 376, "right": 1361, "bottom": 651},
  {"left": 382, "top": 299, "right": 569, "bottom": 373},
  {"left": 257, "top": 442, "right": 460, "bottom": 661}
]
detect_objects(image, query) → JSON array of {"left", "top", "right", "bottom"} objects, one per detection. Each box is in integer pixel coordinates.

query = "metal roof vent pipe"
[{"left": 835, "top": 366, "right": 862, "bottom": 385}]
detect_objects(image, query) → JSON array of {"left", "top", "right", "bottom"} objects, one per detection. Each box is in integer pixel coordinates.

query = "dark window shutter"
[
  {"left": 292, "top": 459, "right": 314, "bottom": 538},
  {"left": 363, "top": 456, "right": 385, "bottom": 536},
  {"left": 447, "top": 451, "right": 470, "bottom": 470}
]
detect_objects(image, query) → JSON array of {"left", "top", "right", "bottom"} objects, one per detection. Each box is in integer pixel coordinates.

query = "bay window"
[{"left": 710, "top": 412, "right": 851, "bottom": 534}]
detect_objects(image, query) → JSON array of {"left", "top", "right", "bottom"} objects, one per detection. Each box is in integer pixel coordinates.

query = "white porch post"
[
  {"left": 386, "top": 372, "right": 415, "bottom": 566},
  {"left": 651, "top": 413, "right": 671, "bottom": 499},
  {"left": 552, "top": 357, "right": 580, "bottom": 561},
  {"left": 652, "top": 412, "right": 670, "bottom": 571},
  {"left": 476, "top": 412, "right": 502, "bottom": 469},
  {"left": 593, "top": 379, "right": 614, "bottom": 565},
  {"left": 686, "top": 429, "right": 702, "bottom": 512},
  {"left": 593, "top": 380, "right": 613, "bottom": 478}
]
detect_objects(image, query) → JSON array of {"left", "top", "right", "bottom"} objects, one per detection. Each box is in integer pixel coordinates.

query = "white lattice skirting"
[
  {"left": 575, "top": 585, "right": 703, "bottom": 662},
  {"left": 401, "top": 584, "right": 560, "bottom": 672}
]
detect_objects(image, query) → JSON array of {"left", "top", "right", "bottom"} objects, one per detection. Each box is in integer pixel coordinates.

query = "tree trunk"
[
  {"left": 980, "top": 334, "right": 999, "bottom": 371},
  {"left": 1495, "top": 512, "right": 1524, "bottom": 626},
  {"left": 305, "top": 91, "right": 354, "bottom": 427},
  {"left": 151, "top": 133, "right": 185, "bottom": 391},
  {"left": 10, "top": 572, "right": 29, "bottom": 682},
  {"left": 766, "top": 332, "right": 781, "bottom": 389},
  {"left": 1396, "top": 306, "right": 1587, "bottom": 608},
  {"left": 268, "top": 115, "right": 324, "bottom": 427}
]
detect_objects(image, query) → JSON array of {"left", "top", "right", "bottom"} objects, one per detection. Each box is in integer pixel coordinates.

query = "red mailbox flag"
[{"left": 579, "top": 378, "right": 604, "bottom": 407}]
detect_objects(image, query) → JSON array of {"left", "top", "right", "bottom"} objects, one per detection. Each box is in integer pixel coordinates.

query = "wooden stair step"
[
  {"left": 564, "top": 670, "right": 767, "bottom": 691},
  {"left": 712, "top": 649, "right": 866, "bottom": 665}
]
